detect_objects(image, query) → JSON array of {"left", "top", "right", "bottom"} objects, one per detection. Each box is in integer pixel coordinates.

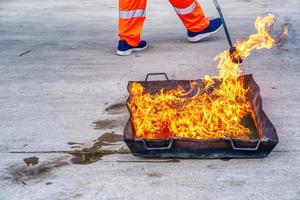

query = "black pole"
[{"left": 213, "top": 0, "right": 233, "bottom": 48}]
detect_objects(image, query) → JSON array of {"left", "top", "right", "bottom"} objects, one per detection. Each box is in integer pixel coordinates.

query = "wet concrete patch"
[
  {"left": 88, "top": 132, "right": 123, "bottom": 149},
  {"left": 3, "top": 157, "right": 69, "bottom": 184},
  {"left": 93, "top": 119, "right": 125, "bottom": 130},
  {"left": 68, "top": 101, "right": 130, "bottom": 164},
  {"left": 67, "top": 142, "right": 85, "bottom": 145},
  {"left": 104, "top": 101, "right": 127, "bottom": 114},
  {"left": 69, "top": 132, "right": 130, "bottom": 164},
  {"left": 70, "top": 145, "right": 81, "bottom": 149},
  {"left": 68, "top": 142, "right": 85, "bottom": 149},
  {"left": 98, "top": 132, "right": 123, "bottom": 143},
  {"left": 70, "top": 147, "right": 130, "bottom": 164},
  {"left": 93, "top": 101, "right": 128, "bottom": 131}
]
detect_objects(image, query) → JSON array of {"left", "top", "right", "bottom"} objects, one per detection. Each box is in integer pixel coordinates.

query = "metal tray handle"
[
  {"left": 229, "top": 139, "right": 261, "bottom": 151},
  {"left": 145, "top": 73, "right": 169, "bottom": 81},
  {"left": 139, "top": 139, "right": 174, "bottom": 150}
]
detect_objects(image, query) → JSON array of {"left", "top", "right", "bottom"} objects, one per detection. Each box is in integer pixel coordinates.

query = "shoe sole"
[
  {"left": 187, "top": 25, "right": 223, "bottom": 43},
  {"left": 116, "top": 44, "right": 148, "bottom": 56}
]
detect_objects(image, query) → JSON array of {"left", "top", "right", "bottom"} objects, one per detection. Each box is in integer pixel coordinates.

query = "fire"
[{"left": 128, "top": 14, "right": 287, "bottom": 139}]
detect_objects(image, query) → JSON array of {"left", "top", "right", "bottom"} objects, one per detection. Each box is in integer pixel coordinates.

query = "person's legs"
[
  {"left": 119, "top": 0, "right": 147, "bottom": 47},
  {"left": 168, "top": 0, "right": 209, "bottom": 32},
  {"left": 169, "top": 0, "right": 222, "bottom": 42}
]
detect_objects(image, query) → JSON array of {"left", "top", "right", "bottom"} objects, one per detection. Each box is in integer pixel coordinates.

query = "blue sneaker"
[
  {"left": 116, "top": 40, "right": 148, "bottom": 56},
  {"left": 187, "top": 18, "right": 223, "bottom": 42}
]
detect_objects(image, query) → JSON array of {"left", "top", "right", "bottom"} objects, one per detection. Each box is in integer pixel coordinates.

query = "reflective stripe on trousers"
[
  {"left": 119, "top": 9, "right": 146, "bottom": 19},
  {"left": 173, "top": 1, "right": 196, "bottom": 15}
]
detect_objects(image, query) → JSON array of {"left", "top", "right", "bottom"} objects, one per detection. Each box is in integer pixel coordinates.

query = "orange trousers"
[{"left": 119, "top": 0, "right": 209, "bottom": 47}]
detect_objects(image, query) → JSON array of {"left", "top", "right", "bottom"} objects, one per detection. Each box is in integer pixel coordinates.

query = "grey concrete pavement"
[{"left": 0, "top": 0, "right": 299, "bottom": 199}]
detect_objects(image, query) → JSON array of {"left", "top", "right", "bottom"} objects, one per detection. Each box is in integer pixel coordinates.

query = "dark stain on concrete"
[
  {"left": 69, "top": 132, "right": 129, "bottom": 164},
  {"left": 67, "top": 142, "right": 84, "bottom": 145},
  {"left": 146, "top": 171, "right": 162, "bottom": 178},
  {"left": 206, "top": 164, "right": 217, "bottom": 169},
  {"left": 93, "top": 100, "right": 128, "bottom": 131},
  {"left": 3, "top": 157, "right": 69, "bottom": 184},
  {"left": 98, "top": 132, "right": 123, "bottom": 143},
  {"left": 93, "top": 119, "right": 122, "bottom": 130},
  {"left": 70, "top": 145, "right": 81, "bottom": 149},
  {"left": 104, "top": 101, "right": 127, "bottom": 115},
  {"left": 23, "top": 156, "right": 39, "bottom": 166},
  {"left": 70, "top": 147, "right": 130, "bottom": 165}
]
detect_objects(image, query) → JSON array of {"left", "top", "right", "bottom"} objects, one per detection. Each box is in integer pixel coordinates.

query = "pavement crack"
[
  {"left": 91, "top": 176, "right": 116, "bottom": 200},
  {"left": 18, "top": 50, "right": 32, "bottom": 57}
]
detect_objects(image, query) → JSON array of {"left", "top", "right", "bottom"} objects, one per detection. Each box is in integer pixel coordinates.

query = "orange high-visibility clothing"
[{"left": 119, "top": 0, "right": 209, "bottom": 47}]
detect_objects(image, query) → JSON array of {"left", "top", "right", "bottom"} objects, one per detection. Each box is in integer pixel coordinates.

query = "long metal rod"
[{"left": 213, "top": 0, "right": 233, "bottom": 48}]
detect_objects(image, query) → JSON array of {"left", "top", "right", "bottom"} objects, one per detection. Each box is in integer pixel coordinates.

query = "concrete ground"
[{"left": 0, "top": 0, "right": 299, "bottom": 199}]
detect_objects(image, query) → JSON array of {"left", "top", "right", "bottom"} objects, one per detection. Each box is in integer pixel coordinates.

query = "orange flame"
[
  {"left": 276, "top": 24, "right": 289, "bottom": 47},
  {"left": 128, "top": 14, "right": 284, "bottom": 139}
]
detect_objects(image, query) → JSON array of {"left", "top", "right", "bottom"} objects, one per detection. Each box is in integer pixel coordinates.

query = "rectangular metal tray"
[{"left": 124, "top": 73, "right": 278, "bottom": 158}]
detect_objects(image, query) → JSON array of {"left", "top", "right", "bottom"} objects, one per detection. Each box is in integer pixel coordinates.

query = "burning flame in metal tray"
[{"left": 128, "top": 14, "right": 288, "bottom": 139}]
